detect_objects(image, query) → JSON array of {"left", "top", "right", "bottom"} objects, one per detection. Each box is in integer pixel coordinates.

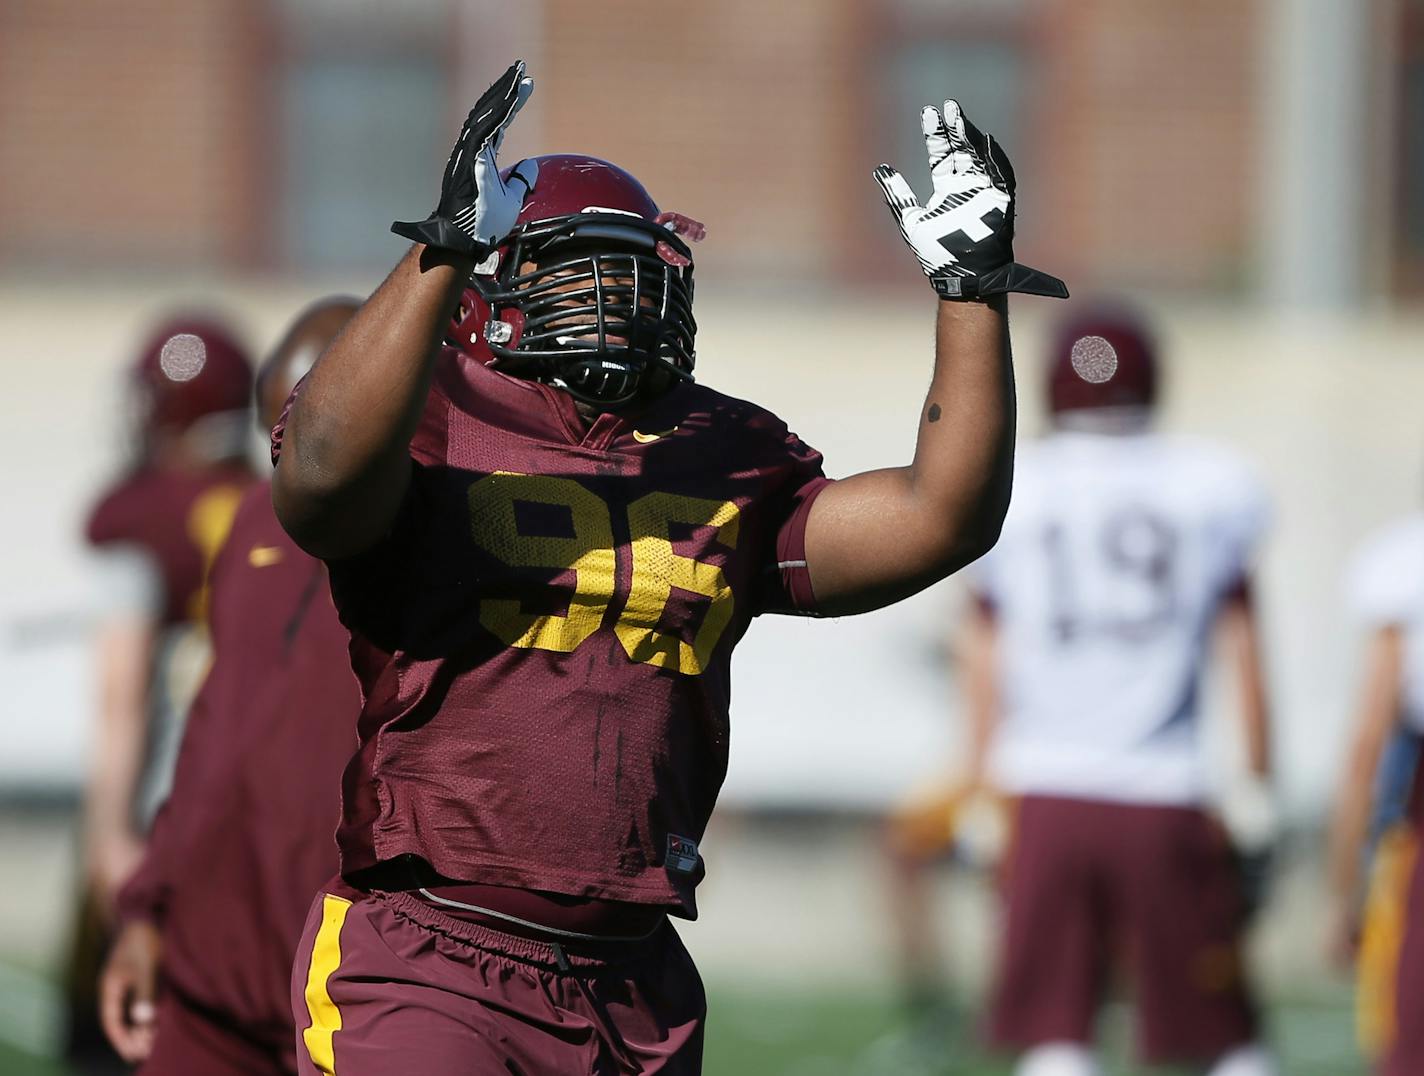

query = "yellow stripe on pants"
[
  {"left": 1358, "top": 825, "right": 1418, "bottom": 1060},
  {"left": 302, "top": 894, "right": 353, "bottom": 1074}
]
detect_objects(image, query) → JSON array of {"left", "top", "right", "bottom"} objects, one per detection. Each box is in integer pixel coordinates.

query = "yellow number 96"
[{"left": 467, "top": 472, "right": 739, "bottom": 675}]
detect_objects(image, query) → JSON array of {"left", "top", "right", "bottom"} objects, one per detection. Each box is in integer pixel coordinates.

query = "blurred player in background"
[
  {"left": 65, "top": 316, "right": 257, "bottom": 1068},
  {"left": 97, "top": 297, "right": 362, "bottom": 1075},
  {"left": 273, "top": 61, "right": 1065, "bottom": 1074},
  {"left": 882, "top": 777, "right": 1008, "bottom": 1066},
  {"left": 1343, "top": 730, "right": 1421, "bottom": 1070},
  {"left": 1327, "top": 512, "right": 1424, "bottom": 1076},
  {"left": 961, "top": 306, "right": 1277, "bottom": 1076}
]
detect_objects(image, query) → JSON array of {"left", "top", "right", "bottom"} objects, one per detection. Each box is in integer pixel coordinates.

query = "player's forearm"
[
  {"left": 1326, "top": 731, "right": 1385, "bottom": 904},
  {"left": 1326, "top": 773, "right": 1372, "bottom": 905},
  {"left": 1240, "top": 689, "right": 1271, "bottom": 778},
  {"left": 1223, "top": 597, "right": 1272, "bottom": 776},
  {"left": 84, "top": 704, "right": 147, "bottom": 907},
  {"left": 86, "top": 622, "right": 152, "bottom": 843},
  {"left": 1328, "top": 630, "right": 1405, "bottom": 901},
  {"left": 903, "top": 297, "right": 1015, "bottom": 567},
  {"left": 274, "top": 245, "right": 471, "bottom": 555},
  {"left": 804, "top": 299, "right": 1013, "bottom": 613},
  {"left": 854, "top": 296, "right": 1013, "bottom": 589},
  {"left": 85, "top": 727, "right": 143, "bottom": 843}
]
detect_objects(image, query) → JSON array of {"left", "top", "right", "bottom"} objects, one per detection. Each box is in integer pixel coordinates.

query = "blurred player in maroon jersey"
[
  {"left": 959, "top": 307, "right": 1277, "bottom": 1076},
  {"left": 273, "top": 61, "right": 1066, "bottom": 1074},
  {"left": 97, "top": 297, "right": 362, "bottom": 1075},
  {"left": 1327, "top": 512, "right": 1424, "bottom": 1075},
  {"left": 66, "top": 315, "right": 257, "bottom": 1067}
]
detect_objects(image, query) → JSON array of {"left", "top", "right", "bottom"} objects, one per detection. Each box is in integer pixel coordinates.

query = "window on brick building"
[
  {"left": 279, "top": 58, "right": 445, "bottom": 270},
  {"left": 273, "top": 0, "right": 450, "bottom": 271},
  {"left": 1395, "top": 0, "right": 1424, "bottom": 297},
  {"left": 886, "top": 39, "right": 1026, "bottom": 180},
  {"left": 857, "top": 3, "right": 1031, "bottom": 283},
  {"left": 1404, "top": 64, "right": 1424, "bottom": 253},
  {"left": 880, "top": 0, "right": 1029, "bottom": 168}
]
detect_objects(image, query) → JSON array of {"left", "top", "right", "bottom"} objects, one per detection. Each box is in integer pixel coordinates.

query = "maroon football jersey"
[
  {"left": 86, "top": 462, "right": 255, "bottom": 625},
  {"left": 273, "top": 350, "right": 830, "bottom": 916},
  {"left": 118, "top": 482, "right": 359, "bottom": 1054}
]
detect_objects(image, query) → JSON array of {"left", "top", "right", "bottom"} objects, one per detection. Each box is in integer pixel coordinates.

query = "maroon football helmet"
[
  {"left": 1046, "top": 305, "right": 1158, "bottom": 419},
  {"left": 450, "top": 154, "right": 704, "bottom": 409},
  {"left": 129, "top": 315, "right": 254, "bottom": 457}
]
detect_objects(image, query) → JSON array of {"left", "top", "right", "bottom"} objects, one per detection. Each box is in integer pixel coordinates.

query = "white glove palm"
[{"left": 874, "top": 100, "right": 1067, "bottom": 300}]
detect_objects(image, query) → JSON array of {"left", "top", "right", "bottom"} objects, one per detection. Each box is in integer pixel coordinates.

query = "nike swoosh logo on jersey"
[
  {"left": 632, "top": 426, "right": 679, "bottom": 444},
  {"left": 248, "top": 545, "right": 284, "bottom": 567}
]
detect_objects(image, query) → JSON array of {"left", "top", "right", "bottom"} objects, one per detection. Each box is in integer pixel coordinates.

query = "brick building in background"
[
  {"left": 0, "top": 0, "right": 1416, "bottom": 301},
  {"left": 0, "top": 1, "right": 269, "bottom": 269}
]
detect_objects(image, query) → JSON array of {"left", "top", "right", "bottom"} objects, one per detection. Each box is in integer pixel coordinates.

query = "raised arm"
[
  {"left": 805, "top": 297, "right": 1012, "bottom": 614},
  {"left": 804, "top": 100, "right": 1065, "bottom": 615},
  {"left": 272, "top": 62, "right": 536, "bottom": 559},
  {"left": 272, "top": 248, "right": 470, "bottom": 557}
]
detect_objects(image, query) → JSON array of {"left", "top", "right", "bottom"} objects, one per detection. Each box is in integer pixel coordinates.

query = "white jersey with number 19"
[{"left": 972, "top": 431, "right": 1269, "bottom": 806}]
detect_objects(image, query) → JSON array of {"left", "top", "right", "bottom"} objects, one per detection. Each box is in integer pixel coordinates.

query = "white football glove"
[
  {"left": 392, "top": 60, "right": 539, "bottom": 257},
  {"left": 874, "top": 100, "right": 1067, "bottom": 301}
]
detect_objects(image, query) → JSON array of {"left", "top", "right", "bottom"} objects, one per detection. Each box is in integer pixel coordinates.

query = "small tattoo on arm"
[{"left": 927, "top": 403, "right": 942, "bottom": 423}]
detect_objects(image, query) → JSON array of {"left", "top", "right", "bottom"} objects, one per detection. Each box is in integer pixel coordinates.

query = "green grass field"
[
  {"left": 705, "top": 985, "right": 1368, "bottom": 1075},
  {"left": 0, "top": 980, "right": 1370, "bottom": 1075}
]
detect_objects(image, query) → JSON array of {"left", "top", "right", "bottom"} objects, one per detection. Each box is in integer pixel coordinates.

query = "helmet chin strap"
[{"left": 547, "top": 356, "right": 647, "bottom": 410}]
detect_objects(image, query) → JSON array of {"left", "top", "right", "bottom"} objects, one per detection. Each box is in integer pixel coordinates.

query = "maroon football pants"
[
  {"left": 291, "top": 879, "right": 705, "bottom": 1075},
  {"left": 987, "top": 795, "right": 1259, "bottom": 1064},
  {"left": 140, "top": 988, "right": 294, "bottom": 1076},
  {"left": 1383, "top": 808, "right": 1424, "bottom": 1075}
]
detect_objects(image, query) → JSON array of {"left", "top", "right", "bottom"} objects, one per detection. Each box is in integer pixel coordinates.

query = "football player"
[
  {"left": 1326, "top": 512, "right": 1424, "bottom": 1075},
  {"left": 881, "top": 778, "right": 1010, "bottom": 1062},
  {"left": 963, "top": 306, "right": 1278, "bottom": 1076},
  {"left": 65, "top": 315, "right": 257, "bottom": 1066},
  {"left": 98, "top": 297, "right": 363, "bottom": 1075},
  {"left": 273, "top": 61, "right": 1065, "bottom": 1074}
]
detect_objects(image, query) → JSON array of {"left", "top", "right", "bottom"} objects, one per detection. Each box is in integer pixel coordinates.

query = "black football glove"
[
  {"left": 874, "top": 100, "right": 1067, "bottom": 301},
  {"left": 1219, "top": 776, "right": 1281, "bottom": 924},
  {"left": 392, "top": 60, "right": 538, "bottom": 258}
]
